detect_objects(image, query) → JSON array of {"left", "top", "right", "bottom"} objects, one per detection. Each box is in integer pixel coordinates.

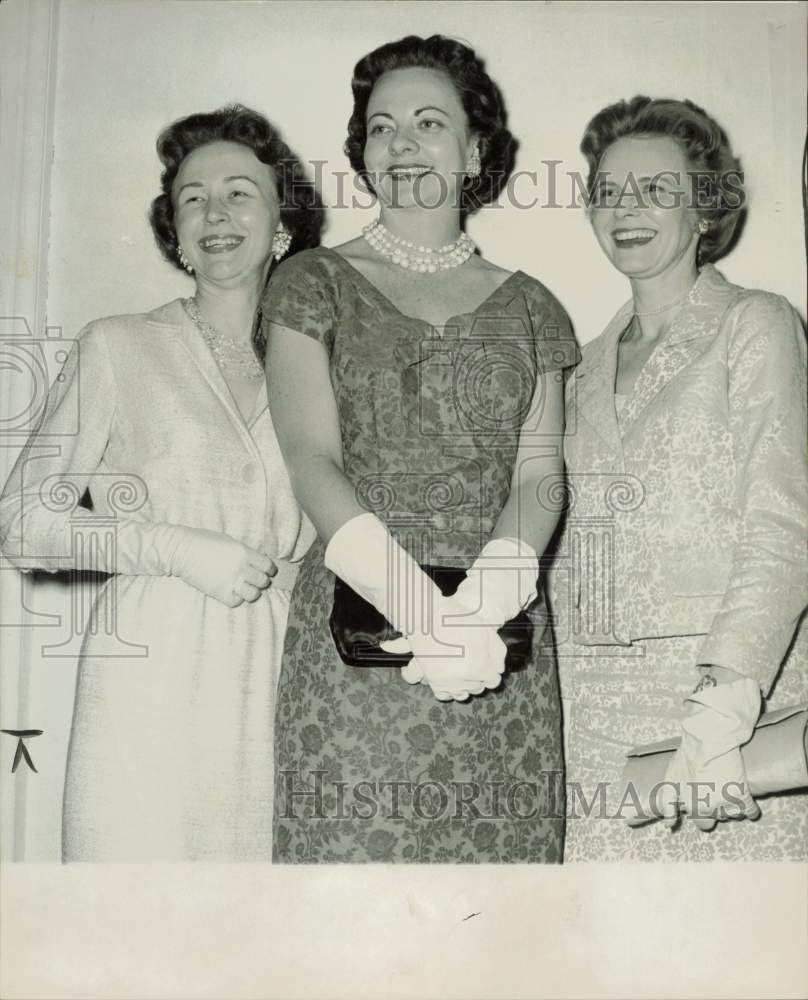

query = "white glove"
[
  {"left": 396, "top": 592, "right": 508, "bottom": 701},
  {"left": 657, "top": 676, "right": 762, "bottom": 831},
  {"left": 381, "top": 536, "right": 539, "bottom": 700},
  {"left": 325, "top": 513, "right": 502, "bottom": 701},
  {"left": 451, "top": 536, "right": 540, "bottom": 623},
  {"left": 114, "top": 521, "right": 276, "bottom": 608}
]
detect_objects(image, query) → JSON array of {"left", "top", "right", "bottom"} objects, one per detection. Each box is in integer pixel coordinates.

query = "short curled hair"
[
  {"left": 344, "top": 34, "right": 516, "bottom": 214},
  {"left": 580, "top": 96, "right": 745, "bottom": 264},
  {"left": 149, "top": 104, "right": 324, "bottom": 272}
]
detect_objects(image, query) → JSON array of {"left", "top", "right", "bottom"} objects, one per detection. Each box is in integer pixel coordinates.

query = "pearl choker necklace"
[
  {"left": 182, "top": 298, "right": 264, "bottom": 380},
  {"left": 362, "top": 219, "right": 476, "bottom": 273}
]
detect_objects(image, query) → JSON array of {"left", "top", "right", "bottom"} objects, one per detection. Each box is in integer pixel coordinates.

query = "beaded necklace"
[{"left": 182, "top": 298, "right": 263, "bottom": 381}]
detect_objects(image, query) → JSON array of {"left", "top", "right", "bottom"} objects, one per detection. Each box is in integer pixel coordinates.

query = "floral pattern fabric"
[
  {"left": 262, "top": 248, "right": 580, "bottom": 863},
  {"left": 551, "top": 265, "right": 808, "bottom": 861},
  {"left": 563, "top": 633, "right": 808, "bottom": 861}
]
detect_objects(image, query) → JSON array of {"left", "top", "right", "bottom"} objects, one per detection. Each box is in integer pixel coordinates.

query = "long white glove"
[
  {"left": 381, "top": 536, "right": 540, "bottom": 699},
  {"left": 325, "top": 513, "right": 504, "bottom": 701},
  {"left": 112, "top": 521, "right": 275, "bottom": 607},
  {"left": 658, "top": 676, "right": 762, "bottom": 830}
]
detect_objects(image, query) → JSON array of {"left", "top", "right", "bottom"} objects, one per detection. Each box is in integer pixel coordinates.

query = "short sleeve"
[
  {"left": 523, "top": 279, "right": 581, "bottom": 374},
  {"left": 260, "top": 251, "right": 338, "bottom": 354}
]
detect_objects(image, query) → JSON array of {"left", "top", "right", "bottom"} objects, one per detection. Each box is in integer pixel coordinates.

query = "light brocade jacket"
[{"left": 549, "top": 264, "right": 807, "bottom": 694}]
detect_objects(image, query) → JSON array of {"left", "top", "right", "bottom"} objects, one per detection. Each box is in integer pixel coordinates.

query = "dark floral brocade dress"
[{"left": 261, "top": 248, "right": 580, "bottom": 862}]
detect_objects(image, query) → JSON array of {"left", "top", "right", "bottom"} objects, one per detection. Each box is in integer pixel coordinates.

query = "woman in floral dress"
[{"left": 262, "top": 35, "right": 580, "bottom": 863}]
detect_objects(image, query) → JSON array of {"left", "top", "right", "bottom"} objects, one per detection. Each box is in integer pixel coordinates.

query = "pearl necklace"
[
  {"left": 362, "top": 219, "right": 476, "bottom": 273},
  {"left": 182, "top": 298, "right": 264, "bottom": 380}
]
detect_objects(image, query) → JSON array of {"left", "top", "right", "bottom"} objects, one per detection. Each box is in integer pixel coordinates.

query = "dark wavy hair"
[
  {"left": 344, "top": 35, "right": 516, "bottom": 214},
  {"left": 149, "top": 104, "right": 324, "bottom": 272},
  {"left": 580, "top": 96, "right": 745, "bottom": 264}
]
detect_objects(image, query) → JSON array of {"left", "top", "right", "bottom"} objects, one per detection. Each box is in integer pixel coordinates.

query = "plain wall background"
[{"left": 3, "top": 0, "right": 807, "bottom": 862}]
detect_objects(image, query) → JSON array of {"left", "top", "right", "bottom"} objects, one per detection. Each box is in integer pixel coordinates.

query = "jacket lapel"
[
  {"left": 570, "top": 303, "right": 630, "bottom": 453},
  {"left": 619, "top": 265, "right": 737, "bottom": 432},
  {"left": 147, "top": 299, "right": 264, "bottom": 462},
  {"left": 247, "top": 381, "right": 269, "bottom": 429}
]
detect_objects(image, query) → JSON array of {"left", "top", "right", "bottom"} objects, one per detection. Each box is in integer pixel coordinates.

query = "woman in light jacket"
[
  {"left": 0, "top": 105, "right": 322, "bottom": 860},
  {"left": 552, "top": 96, "right": 807, "bottom": 861}
]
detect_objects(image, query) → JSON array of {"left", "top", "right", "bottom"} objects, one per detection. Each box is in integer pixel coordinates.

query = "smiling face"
[
  {"left": 590, "top": 135, "right": 701, "bottom": 281},
  {"left": 363, "top": 66, "right": 475, "bottom": 211},
  {"left": 172, "top": 140, "right": 280, "bottom": 288}
]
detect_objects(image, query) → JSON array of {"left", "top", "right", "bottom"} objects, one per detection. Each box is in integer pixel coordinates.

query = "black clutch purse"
[{"left": 329, "top": 564, "right": 536, "bottom": 669}]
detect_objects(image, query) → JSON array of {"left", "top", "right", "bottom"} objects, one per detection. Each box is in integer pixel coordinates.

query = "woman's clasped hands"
[
  {"left": 381, "top": 537, "right": 540, "bottom": 702},
  {"left": 382, "top": 590, "right": 508, "bottom": 701},
  {"left": 324, "top": 515, "right": 541, "bottom": 703}
]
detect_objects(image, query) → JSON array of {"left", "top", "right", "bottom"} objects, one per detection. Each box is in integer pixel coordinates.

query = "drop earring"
[
  {"left": 697, "top": 219, "right": 711, "bottom": 234},
  {"left": 271, "top": 223, "right": 292, "bottom": 261},
  {"left": 466, "top": 144, "right": 481, "bottom": 179},
  {"left": 177, "top": 245, "right": 194, "bottom": 274}
]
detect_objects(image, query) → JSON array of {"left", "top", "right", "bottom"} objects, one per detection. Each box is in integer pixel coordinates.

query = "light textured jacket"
[
  {"left": 0, "top": 298, "right": 314, "bottom": 577},
  {"left": 0, "top": 300, "right": 315, "bottom": 860},
  {"left": 550, "top": 265, "right": 807, "bottom": 693}
]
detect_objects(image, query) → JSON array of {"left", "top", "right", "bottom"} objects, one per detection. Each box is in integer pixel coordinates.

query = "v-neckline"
[
  {"left": 215, "top": 368, "right": 267, "bottom": 431},
  {"left": 323, "top": 247, "right": 525, "bottom": 331},
  {"left": 614, "top": 315, "right": 673, "bottom": 401},
  {"left": 177, "top": 301, "right": 267, "bottom": 432}
]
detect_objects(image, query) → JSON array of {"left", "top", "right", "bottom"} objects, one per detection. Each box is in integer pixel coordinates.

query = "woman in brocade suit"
[
  {"left": 553, "top": 96, "right": 807, "bottom": 861},
  {"left": 0, "top": 105, "right": 322, "bottom": 860}
]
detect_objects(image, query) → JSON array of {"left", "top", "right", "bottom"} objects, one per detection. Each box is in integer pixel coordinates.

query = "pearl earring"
[
  {"left": 697, "top": 219, "right": 711, "bottom": 235},
  {"left": 177, "top": 245, "right": 194, "bottom": 274},
  {"left": 271, "top": 224, "right": 292, "bottom": 261},
  {"left": 466, "top": 145, "right": 481, "bottom": 179}
]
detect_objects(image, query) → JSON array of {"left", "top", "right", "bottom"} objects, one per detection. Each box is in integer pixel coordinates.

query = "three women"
[{"left": 1, "top": 41, "right": 804, "bottom": 866}]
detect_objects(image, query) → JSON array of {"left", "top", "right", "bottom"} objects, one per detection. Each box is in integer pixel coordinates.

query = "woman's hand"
[
  {"left": 383, "top": 592, "right": 508, "bottom": 701},
  {"left": 657, "top": 671, "right": 762, "bottom": 831},
  {"left": 384, "top": 536, "right": 540, "bottom": 701},
  {"left": 167, "top": 526, "right": 276, "bottom": 607}
]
